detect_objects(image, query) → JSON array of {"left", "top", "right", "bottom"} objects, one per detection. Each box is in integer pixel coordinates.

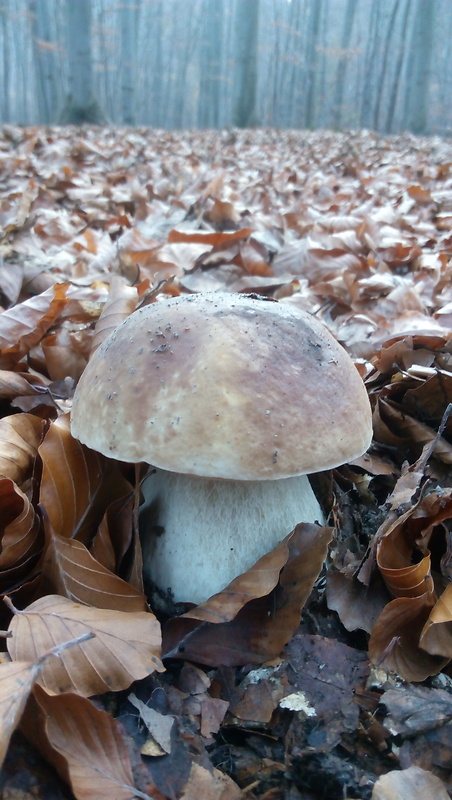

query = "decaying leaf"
[{"left": 163, "top": 523, "right": 333, "bottom": 666}]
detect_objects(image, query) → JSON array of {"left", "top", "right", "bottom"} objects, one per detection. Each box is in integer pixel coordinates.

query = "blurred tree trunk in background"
[
  {"left": 403, "top": 0, "right": 435, "bottom": 134},
  {"left": 303, "top": 0, "right": 323, "bottom": 128},
  {"left": 0, "top": 0, "right": 451, "bottom": 135},
  {"left": 332, "top": 0, "right": 358, "bottom": 128},
  {"left": 120, "top": 0, "right": 140, "bottom": 126},
  {"left": 59, "top": 0, "right": 106, "bottom": 124},
  {"left": 199, "top": 0, "right": 224, "bottom": 127},
  {"left": 233, "top": 0, "right": 260, "bottom": 127},
  {"left": 29, "top": 0, "right": 62, "bottom": 123}
]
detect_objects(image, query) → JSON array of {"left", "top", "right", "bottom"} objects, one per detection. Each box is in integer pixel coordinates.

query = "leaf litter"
[{"left": 1, "top": 125, "right": 452, "bottom": 798}]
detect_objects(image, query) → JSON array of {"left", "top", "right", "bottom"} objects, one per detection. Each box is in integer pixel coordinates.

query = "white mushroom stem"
[{"left": 141, "top": 469, "right": 324, "bottom": 605}]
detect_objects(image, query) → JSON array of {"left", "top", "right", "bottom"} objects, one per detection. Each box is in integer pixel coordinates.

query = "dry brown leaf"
[
  {"left": 0, "top": 659, "right": 42, "bottom": 768},
  {"left": 368, "top": 595, "right": 448, "bottom": 682},
  {"left": 0, "top": 478, "right": 41, "bottom": 590},
  {"left": 0, "top": 282, "right": 70, "bottom": 367},
  {"left": 180, "top": 762, "right": 242, "bottom": 800},
  {"left": 41, "top": 324, "right": 93, "bottom": 381},
  {"left": 163, "top": 524, "right": 332, "bottom": 667},
  {"left": 0, "top": 412, "right": 44, "bottom": 485},
  {"left": 39, "top": 413, "right": 104, "bottom": 541},
  {"left": 0, "top": 369, "right": 49, "bottom": 399},
  {"left": 89, "top": 276, "right": 139, "bottom": 355},
  {"left": 22, "top": 685, "right": 140, "bottom": 800},
  {"left": 371, "top": 766, "right": 449, "bottom": 800},
  {"left": 168, "top": 227, "right": 252, "bottom": 246},
  {"left": 8, "top": 594, "right": 163, "bottom": 696},
  {"left": 419, "top": 583, "right": 452, "bottom": 657},
  {"left": 39, "top": 531, "right": 148, "bottom": 611}
]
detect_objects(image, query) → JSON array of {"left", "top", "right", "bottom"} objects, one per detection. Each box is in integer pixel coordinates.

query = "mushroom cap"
[{"left": 70, "top": 292, "right": 372, "bottom": 480}]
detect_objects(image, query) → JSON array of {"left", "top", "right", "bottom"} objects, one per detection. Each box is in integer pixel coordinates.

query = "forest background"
[{"left": 1, "top": 0, "right": 451, "bottom": 136}]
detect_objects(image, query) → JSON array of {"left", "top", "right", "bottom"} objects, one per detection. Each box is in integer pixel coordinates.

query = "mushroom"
[{"left": 70, "top": 292, "right": 372, "bottom": 605}]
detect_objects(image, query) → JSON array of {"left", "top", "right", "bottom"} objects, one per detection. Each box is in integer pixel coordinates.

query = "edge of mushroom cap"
[{"left": 71, "top": 292, "right": 373, "bottom": 479}]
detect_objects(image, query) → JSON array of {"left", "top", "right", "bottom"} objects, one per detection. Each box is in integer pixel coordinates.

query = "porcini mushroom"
[{"left": 71, "top": 292, "right": 372, "bottom": 605}]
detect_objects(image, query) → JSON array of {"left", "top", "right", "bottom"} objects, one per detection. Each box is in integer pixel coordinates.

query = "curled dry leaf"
[
  {"left": 368, "top": 595, "right": 449, "bottom": 682},
  {"left": 0, "top": 412, "right": 44, "bottom": 486},
  {"left": 22, "top": 685, "right": 138, "bottom": 800},
  {"left": 89, "top": 275, "right": 139, "bottom": 356},
  {"left": 0, "top": 282, "right": 70, "bottom": 368},
  {"left": 419, "top": 583, "right": 452, "bottom": 657},
  {"left": 0, "top": 369, "right": 49, "bottom": 400},
  {"left": 0, "top": 477, "right": 42, "bottom": 592},
  {"left": 39, "top": 531, "right": 148, "bottom": 612},
  {"left": 163, "top": 523, "right": 333, "bottom": 667},
  {"left": 8, "top": 595, "right": 163, "bottom": 696},
  {"left": 39, "top": 413, "right": 104, "bottom": 541}
]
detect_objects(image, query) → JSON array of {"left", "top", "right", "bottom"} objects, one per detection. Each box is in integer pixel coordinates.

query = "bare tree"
[
  {"left": 232, "top": 0, "right": 260, "bottom": 127},
  {"left": 59, "top": 0, "right": 107, "bottom": 124}
]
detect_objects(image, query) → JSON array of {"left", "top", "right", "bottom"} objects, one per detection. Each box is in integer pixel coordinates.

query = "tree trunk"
[
  {"left": 59, "top": 0, "right": 107, "bottom": 125},
  {"left": 233, "top": 0, "right": 260, "bottom": 127}
]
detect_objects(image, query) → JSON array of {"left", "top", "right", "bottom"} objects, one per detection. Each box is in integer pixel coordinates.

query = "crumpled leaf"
[
  {"left": 419, "top": 583, "right": 452, "bottom": 657},
  {"left": 163, "top": 523, "right": 333, "bottom": 666},
  {"left": 22, "top": 685, "right": 138, "bottom": 800},
  {"left": 371, "top": 766, "right": 449, "bottom": 800},
  {"left": 368, "top": 594, "right": 448, "bottom": 682},
  {"left": 0, "top": 282, "right": 70, "bottom": 368},
  {"left": 89, "top": 276, "right": 139, "bottom": 355},
  {"left": 0, "top": 412, "right": 45, "bottom": 485},
  {"left": 7, "top": 594, "right": 163, "bottom": 696},
  {"left": 0, "top": 477, "right": 42, "bottom": 592}
]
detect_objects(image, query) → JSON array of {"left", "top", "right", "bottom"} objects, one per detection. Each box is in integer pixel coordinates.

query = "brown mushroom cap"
[{"left": 70, "top": 292, "right": 372, "bottom": 479}]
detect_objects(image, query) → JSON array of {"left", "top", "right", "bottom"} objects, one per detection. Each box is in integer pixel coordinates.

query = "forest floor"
[{"left": 1, "top": 125, "right": 452, "bottom": 800}]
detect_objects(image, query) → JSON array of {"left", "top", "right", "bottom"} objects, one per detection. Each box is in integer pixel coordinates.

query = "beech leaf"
[
  {"left": 0, "top": 282, "right": 70, "bottom": 367},
  {"left": 39, "top": 531, "right": 148, "bottom": 611},
  {"left": 163, "top": 524, "right": 333, "bottom": 667},
  {"left": 7, "top": 595, "right": 164, "bottom": 696},
  {"left": 0, "top": 412, "right": 44, "bottom": 485},
  {"left": 39, "top": 413, "right": 104, "bottom": 541},
  {"left": 0, "top": 659, "right": 42, "bottom": 768},
  {"left": 22, "top": 685, "right": 142, "bottom": 800}
]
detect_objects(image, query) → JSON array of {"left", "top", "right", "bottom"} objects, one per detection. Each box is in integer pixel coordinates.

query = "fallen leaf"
[
  {"left": 163, "top": 524, "right": 332, "bottom": 666},
  {"left": 8, "top": 594, "right": 163, "bottom": 695},
  {"left": 22, "top": 685, "right": 139, "bottom": 800},
  {"left": 371, "top": 766, "right": 449, "bottom": 800},
  {"left": 39, "top": 531, "right": 148, "bottom": 611},
  {"left": 0, "top": 659, "right": 42, "bottom": 768},
  {"left": 0, "top": 412, "right": 45, "bottom": 485}
]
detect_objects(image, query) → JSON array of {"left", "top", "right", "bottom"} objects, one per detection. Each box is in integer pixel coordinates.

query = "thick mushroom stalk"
[
  {"left": 71, "top": 292, "right": 373, "bottom": 606},
  {"left": 142, "top": 469, "right": 324, "bottom": 605}
]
